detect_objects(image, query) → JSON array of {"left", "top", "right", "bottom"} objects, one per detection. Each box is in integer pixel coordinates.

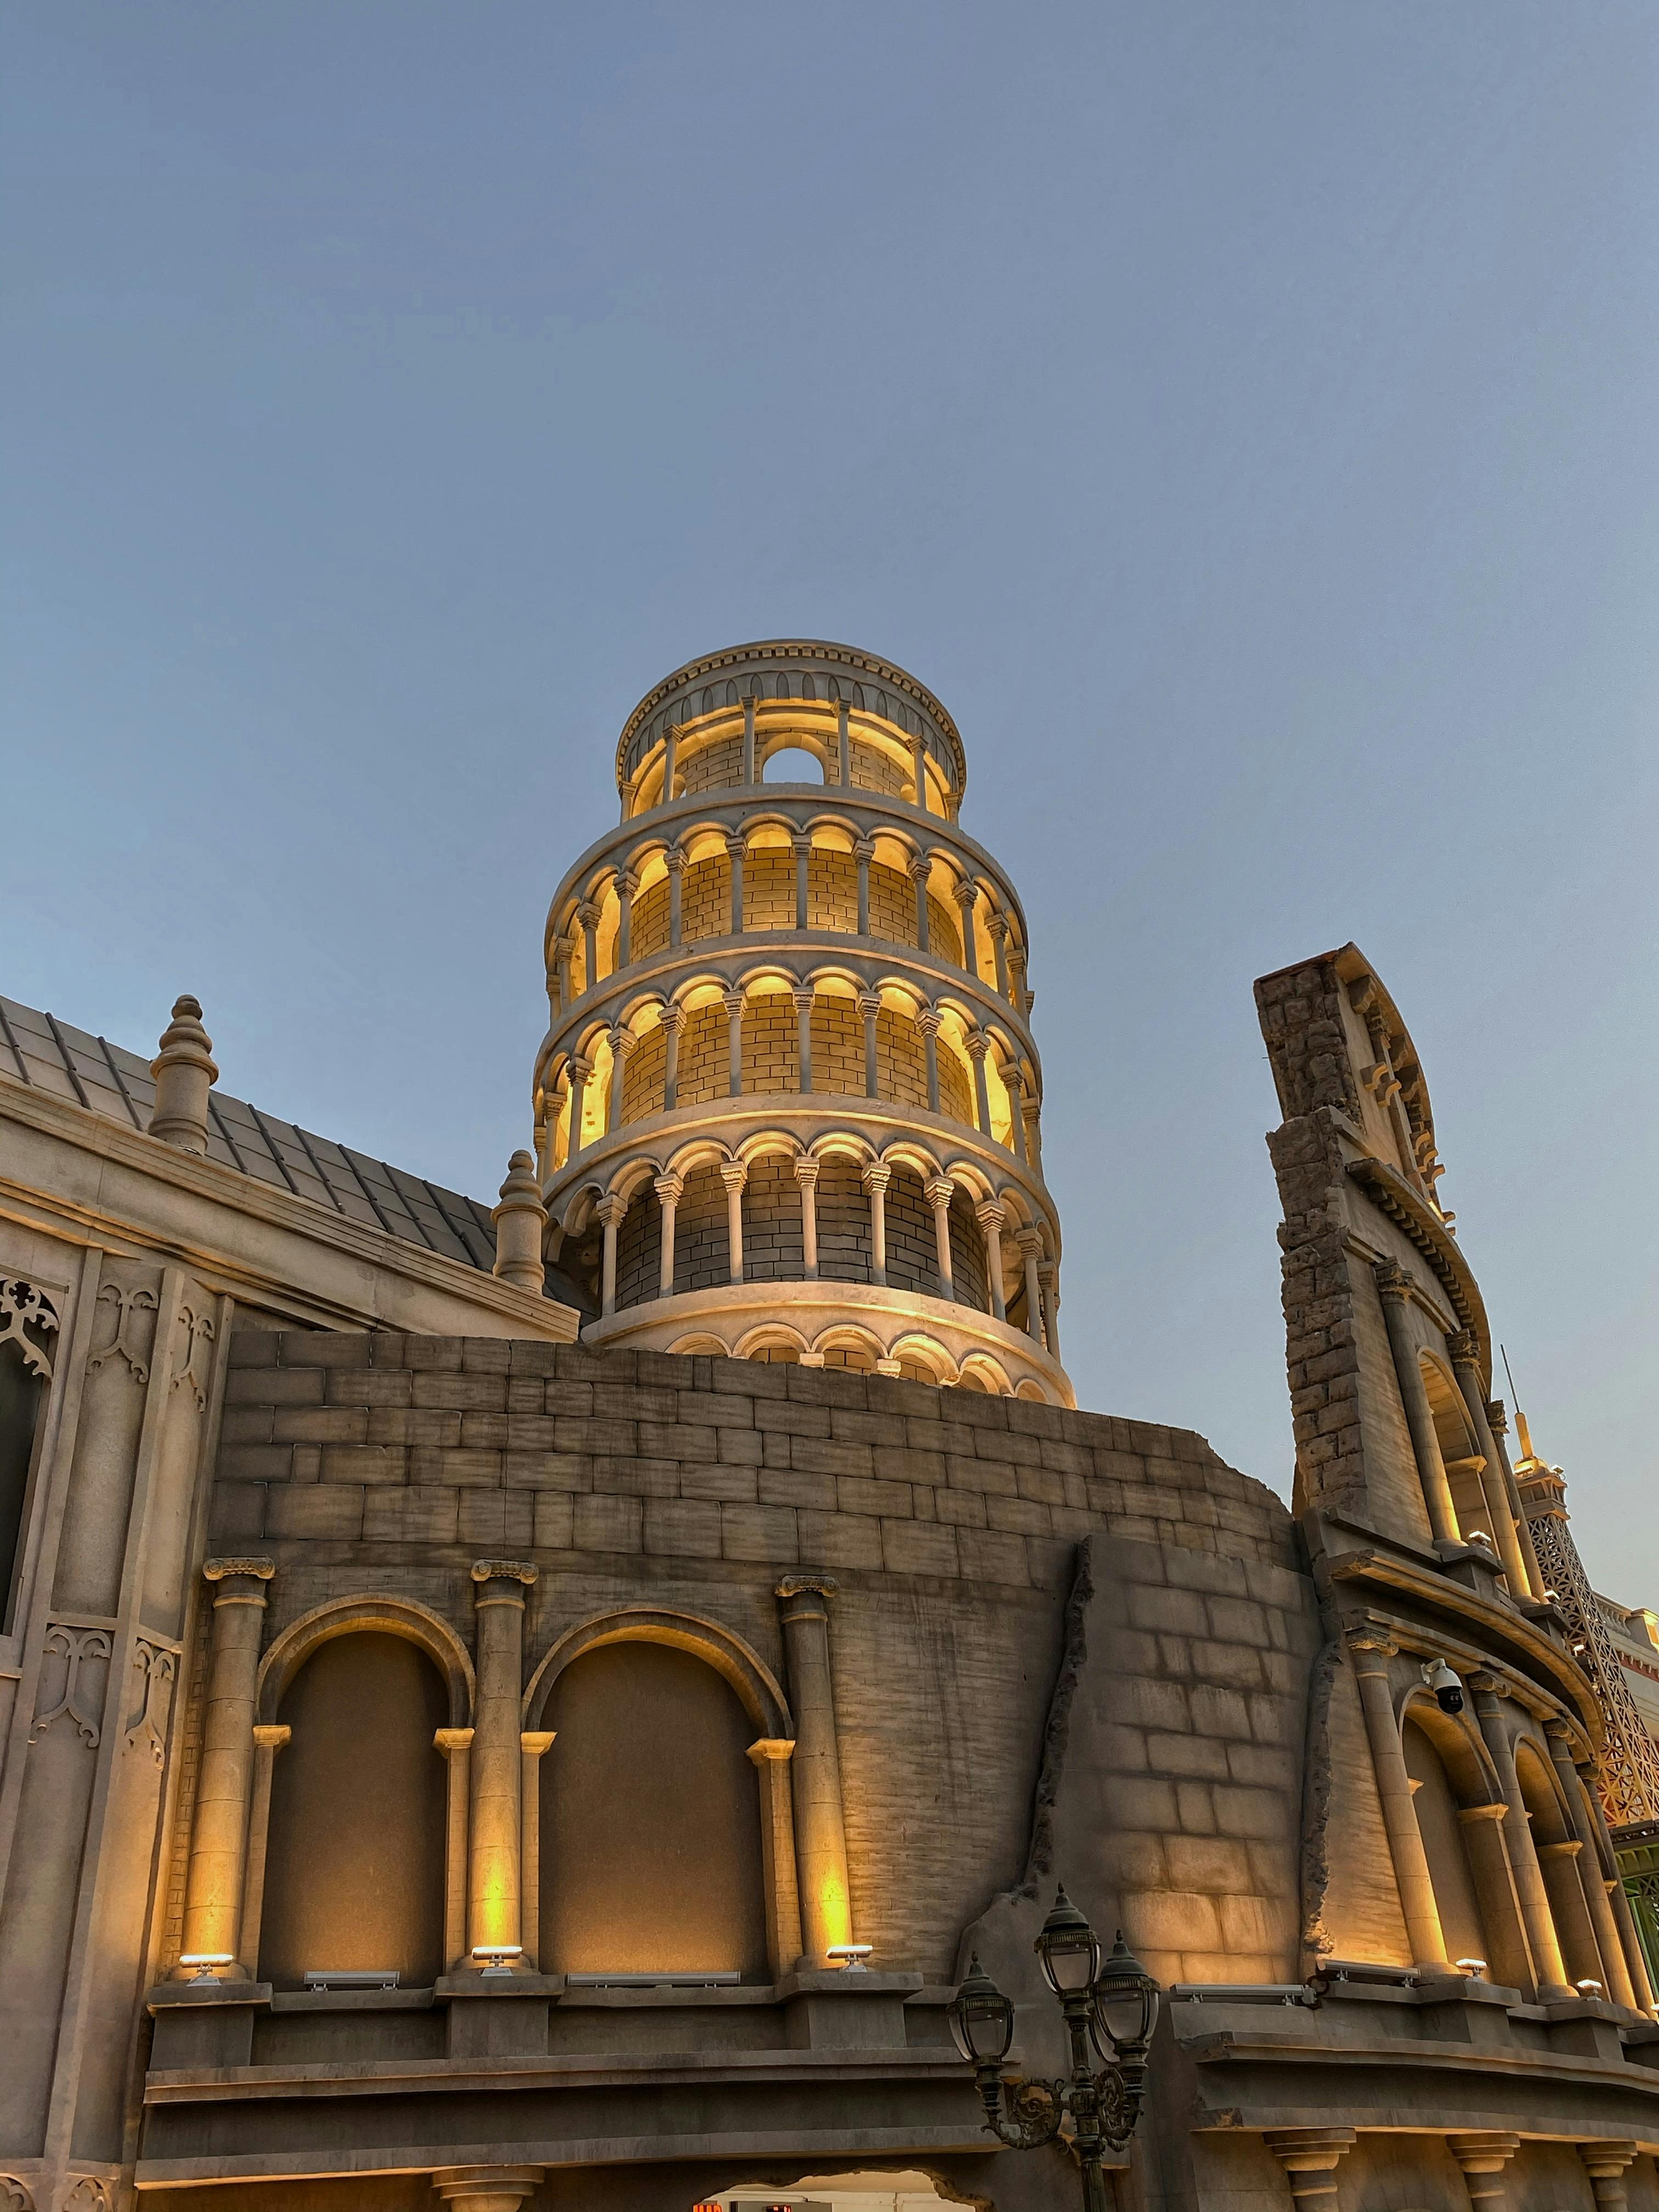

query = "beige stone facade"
[{"left": 0, "top": 645, "right": 1655, "bottom": 2212}]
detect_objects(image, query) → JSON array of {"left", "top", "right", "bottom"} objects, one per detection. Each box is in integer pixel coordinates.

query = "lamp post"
[{"left": 947, "top": 1889, "right": 1160, "bottom": 2212}]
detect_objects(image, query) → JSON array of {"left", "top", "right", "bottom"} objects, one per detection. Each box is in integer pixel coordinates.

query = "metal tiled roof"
[{"left": 0, "top": 992, "right": 539, "bottom": 1286}]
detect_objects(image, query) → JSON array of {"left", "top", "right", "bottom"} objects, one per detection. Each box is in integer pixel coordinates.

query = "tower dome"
[{"left": 532, "top": 640, "right": 1067, "bottom": 1401}]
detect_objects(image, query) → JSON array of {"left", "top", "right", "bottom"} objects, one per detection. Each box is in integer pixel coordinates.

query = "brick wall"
[
  {"left": 672, "top": 1163, "right": 730, "bottom": 1293},
  {"left": 211, "top": 1333, "right": 1308, "bottom": 1980},
  {"left": 947, "top": 1187, "right": 990, "bottom": 1310},
  {"left": 884, "top": 1163, "right": 938, "bottom": 1296},
  {"left": 600, "top": 852, "right": 962, "bottom": 968},
  {"left": 737, "top": 1158, "right": 806, "bottom": 1282}
]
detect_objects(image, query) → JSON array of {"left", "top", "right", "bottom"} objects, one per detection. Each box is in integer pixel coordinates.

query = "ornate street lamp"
[{"left": 948, "top": 1889, "right": 1160, "bottom": 2212}]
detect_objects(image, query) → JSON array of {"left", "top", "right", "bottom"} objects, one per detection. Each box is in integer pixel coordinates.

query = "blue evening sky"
[{"left": 4, "top": 4, "right": 1655, "bottom": 1595}]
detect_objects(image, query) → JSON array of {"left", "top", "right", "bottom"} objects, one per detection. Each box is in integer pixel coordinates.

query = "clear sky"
[{"left": 4, "top": 4, "right": 1656, "bottom": 1598}]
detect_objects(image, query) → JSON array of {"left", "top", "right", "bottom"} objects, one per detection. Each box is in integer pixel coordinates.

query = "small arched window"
[{"left": 763, "top": 745, "right": 822, "bottom": 785}]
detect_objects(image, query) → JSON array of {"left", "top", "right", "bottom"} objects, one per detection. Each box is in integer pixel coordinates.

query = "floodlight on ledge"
[
  {"left": 827, "top": 1944, "right": 873, "bottom": 1972},
  {"left": 1454, "top": 1958, "right": 1488, "bottom": 1978},
  {"left": 1577, "top": 1978, "right": 1605, "bottom": 1996},
  {"left": 178, "top": 1953, "right": 235, "bottom": 1985},
  {"left": 471, "top": 1944, "right": 523, "bottom": 1979}
]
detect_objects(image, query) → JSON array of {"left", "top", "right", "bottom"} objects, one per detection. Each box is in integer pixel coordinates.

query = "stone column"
[
  {"left": 654, "top": 1173, "right": 683, "bottom": 1298},
  {"left": 725, "top": 833, "right": 747, "bottom": 935},
  {"left": 795, "top": 1158, "right": 820, "bottom": 1279},
  {"left": 660, "top": 1002, "right": 685, "bottom": 1109},
  {"left": 927, "top": 1177, "right": 956, "bottom": 1300},
  {"left": 1447, "top": 2134, "right": 1520, "bottom": 2210},
  {"left": 1003, "top": 1065, "right": 1028, "bottom": 1161},
  {"left": 431, "top": 2168, "right": 543, "bottom": 2212},
  {"left": 859, "top": 990, "right": 882, "bottom": 1098},
  {"left": 724, "top": 989, "right": 746, "bottom": 1098},
  {"left": 975, "top": 1200, "right": 1008, "bottom": 1323},
  {"left": 966, "top": 1030, "right": 994, "bottom": 1137},
  {"left": 435, "top": 1727, "right": 475, "bottom": 1968},
  {"left": 1017, "top": 1230, "right": 1045, "bottom": 1345},
  {"left": 661, "top": 726, "right": 678, "bottom": 806},
  {"left": 1023, "top": 1092, "right": 1042, "bottom": 1173},
  {"left": 667, "top": 845, "right": 686, "bottom": 949},
  {"left": 1374, "top": 1262, "right": 1462, "bottom": 1550},
  {"left": 1039, "top": 1261, "right": 1060, "bottom": 1361},
  {"left": 149, "top": 995, "right": 218, "bottom": 1155},
  {"left": 1009, "top": 945, "right": 1029, "bottom": 1019},
  {"left": 181, "top": 1558, "right": 275, "bottom": 1973},
  {"left": 595, "top": 1194, "right": 628, "bottom": 1317},
  {"left": 862, "top": 1164, "right": 890, "bottom": 1288},
  {"left": 793, "top": 834, "right": 811, "bottom": 929},
  {"left": 908, "top": 855, "right": 932, "bottom": 951},
  {"left": 1344, "top": 1629, "right": 1448, "bottom": 1970},
  {"left": 854, "top": 838, "right": 874, "bottom": 936},
  {"left": 917, "top": 1008, "right": 941, "bottom": 1113},
  {"left": 1536, "top": 1838, "right": 1603, "bottom": 1993},
  {"left": 910, "top": 733, "right": 928, "bottom": 812},
  {"left": 1544, "top": 1725, "right": 1646, "bottom": 2010},
  {"left": 518, "top": 1731, "right": 556, "bottom": 1970},
  {"left": 1469, "top": 1673, "right": 1575, "bottom": 2001},
  {"left": 607, "top": 1027, "right": 635, "bottom": 1133},
  {"left": 616, "top": 870, "right": 637, "bottom": 968},
  {"left": 721, "top": 1161, "right": 747, "bottom": 1283},
  {"left": 468, "top": 1562, "right": 537, "bottom": 1962},
  {"left": 236, "top": 1723, "right": 290, "bottom": 1977},
  {"left": 986, "top": 913, "right": 1011, "bottom": 1003},
  {"left": 1578, "top": 2145, "right": 1640, "bottom": 2211},
  {"left": 1484, "top": 1397, "right": 1548, "bottom": 1597},
  {"left": 748, "top": 1739, "right": 805, "bottom": 1979},
  {"left": 774, "top": 1576, "right": 854, "bottom": 1963},
  {"left": 492, "top": 1153, "right": 547, "bottom": 1294},
  {"left": 554, "top": 935, "right": 572, "bottom": 1009},
  {"left": 578, "top": 901, "right": 600, "bottom": 990},
  {"left": 836, "top": 699, "right": 851, "bottom": 786},
  {"left": 742, "top": 695, "right": 758, "bottom": 785},
  {"left": 1455, "top": 1800, "right": 1532, "bottom": 1992},
  {"left": 1446, "top": 1333, "right": 1531, "bottom": 1595},
  {"left": 954, "top": 881, "right": 979, "bottom": 979},
  {"left": 793, "top": 985, "right": 815, "bottom": 1093},
  {"left": 566, "top": 1055, "right": 592, "bottom": 1160},
  {"left": 1262, "top": 2128, "right": 1356, "bottom": 2209}
]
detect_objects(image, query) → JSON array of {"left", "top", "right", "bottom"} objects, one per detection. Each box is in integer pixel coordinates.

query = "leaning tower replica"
[{"left": 532, "top": 640, "right": 1069, "bottom": 1403}]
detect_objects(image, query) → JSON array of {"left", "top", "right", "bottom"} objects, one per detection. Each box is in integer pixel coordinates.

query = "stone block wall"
[
  {"left": 628, "top": 852, "right": 960, "bottom": 968},
  {"left": 208, "top": 1334, "right": 1308, "bottom": 1983}
]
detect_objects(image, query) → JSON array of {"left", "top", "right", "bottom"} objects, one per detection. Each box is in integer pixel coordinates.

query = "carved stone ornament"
[
  {"left": 32, "top": 1624, "right": 113, "bottom": 1747},
  {"left": 471, "top": 1559, "right": 539, "bottom": 1586},
  {"left": 63, "top": 2181, "right": 114, "bottom": 2212},
  {"left": 0, "top": 1278, "right": 60, "bottom": 1381},
  {"left": 125, "top": 1637, "right": 178, "bottom": 1768},
  {"left": 87, "top": 1282, "right": 156, "bottom": 1384},
  {"left": 0, "top": 2175, "right": 34, "bottom": 2211},
  {"left": 172, "top": 1303, "right": 217, "bottom": 1411},
  {"left": 775, "top": 1573, "right": 839, "bottom": 1601},
  {"left": 203, "top": 1558, "right": 276, "bottom": 1583}
]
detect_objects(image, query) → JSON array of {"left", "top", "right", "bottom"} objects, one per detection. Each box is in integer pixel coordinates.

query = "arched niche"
[
  {"left": 1402, "top": 1712, "right": 1488, "bottom": 1967},
  {"left": 1515, "top": 1737, "right": 1605, "bottom": 1990},
  {"left": 535, "top": 1619, "right": 787, "bottom": 1982},
  {"left": 1420, "top": 1355, "right": 1487, "bottom": 1542},
  {"left": 258, "top": 1629, "right": 449, "bottom": 1990}
]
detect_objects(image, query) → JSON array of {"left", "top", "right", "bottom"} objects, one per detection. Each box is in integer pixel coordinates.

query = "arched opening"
[
  {"left": 259, "top": 1631, "right": 448, "bottom": 1990},
  {"left": 539, "top": 1641, "right": 768, "bottom": 1978},
  {"left": 1403, "top": 1716, "right": 1487, "bottom": 1967},
  {"left": 764, "top": 744, "right": 823, "bottom": 785},
  {"left": 1516, "top": 1741, "right": 1605, "bottom": 1990},
  {"left": 0, "top": 1300, "right": 50, "bottom": 1630},
  {"left": 1421, "top": 1358, "right": 1488, "bottom": 1543}
]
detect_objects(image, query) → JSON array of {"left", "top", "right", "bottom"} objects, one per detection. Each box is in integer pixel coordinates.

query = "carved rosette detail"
[{"left": 0, "top": 1278, "right": 60, "bottom": 1380}]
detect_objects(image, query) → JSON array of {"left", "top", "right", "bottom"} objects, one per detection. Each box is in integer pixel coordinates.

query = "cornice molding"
[{"left": 1345, "top": 1153, "right": 1489, "bottom": 1372}]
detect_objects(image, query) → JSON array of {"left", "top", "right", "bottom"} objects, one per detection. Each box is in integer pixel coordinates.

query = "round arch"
[
  {"left": 523, "top": 1605, "right": 792, "bottom": 1739},
  {"left": 257, "top": 1595, "right": 473, "bottom": 1728}
]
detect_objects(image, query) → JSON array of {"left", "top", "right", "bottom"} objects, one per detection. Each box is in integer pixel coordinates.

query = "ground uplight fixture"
[
  {"left": 1455, "top": 1959, "right": 1488, "bottom": 1978},
  {"left": 1577, "top": 1978, "right": 1605, "bottom": 1996},
  {"left": 826, "top": 1944, "right": 873, "bottom": 1972},
  {"left": 947, "top": 1888, "right": 1160, "bottom": 2212},
  {"left": 178, "top": 1953, "right": 235, "bottom": 1985},
  {"left": 471, "top": 1944, "right": 523, "bottom": 1979}
]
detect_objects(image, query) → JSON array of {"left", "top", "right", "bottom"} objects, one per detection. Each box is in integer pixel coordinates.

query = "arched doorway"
[
  {"left": 259, "top": 1630, "right": 448, "bottom": 1989},
  {"left": 540, "top": 1639, "right": 768, "bottom": 1979}
]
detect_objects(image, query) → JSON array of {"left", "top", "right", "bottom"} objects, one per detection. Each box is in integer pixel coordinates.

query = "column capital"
[
  {"left": 1446, "top": 1328, "right": 1482, "bottom": 1370},
  {"left": 793, "top": 1156, "right": 821, "bottom": 1188},
  {"left": 974, "top": 1198, "right": 1007, "bottom": 1232},
  {"left": 665, "top": 844, "right": 687, "bottom": 874},
  {"left": 608, "top": 1024, "right": 637, "bottom": 1059},
  {"left": 204, "top": 1557, "right": 275, "bottom": 1584},
  {"left": 859, "top": 989, "right": 885, "bottom": 1020},
  {"left": 906, "top": 853, "right": 933, "bottom": 884},
  {"left": 724, "top": 832, "right": 747, "bottom": 861},
  {"left": 431, "top": 2168, "right": 544, "bottom": 2211},
  {"left": 1015, "top": 1227, "right": 1045, "bottom": 1259},
  {"left": 852, "top": 834, "right": 877, "bottom": 862},
  {"left": 576, "top": 899, "right": 601, "bottom": 928},
  {"left": 1543, "top": 1717, "right": 1578, "bottom": 1747},
  {"left": 775, "top": 1572, "right": 839, "bottom": 1602},
  {"left": 719, "top": 1160, "right": 748, "bottom": 1193},
  {"left": 653, "top": 1171, "right": 685, "bottom": 1205},
  {"left": 953, "top": 879, "right": 978, "bottom": 910},
  {"left": 1485, "top": 1397, "right": 1509, "bottom": 1434},
  {"left": 434, "top": 1726, "right": 475, "bottom": 1755},
  {"left": 520, "top": 1730, "right": 556, "bottom": 1758},
  {"left": 1578, "top": 2143, "right": 1641, "bottom": 2181},
  {"left": 1344, "top": 1624, "right": 1398, "bottom": 1661},
  {"left": 568, "top": 1052, "right": 595, "bottom": 1081},
  {"left": 617, "top": 866, "right": 641, "bottom": 896},
  {"left": 1002, "top": 1063, "right": 1024, "bottom": 1095},
  {"left": 251, "top": 1723, "right": 291, "bottom": 1751},
  {"left": 594, "top": 1193, "right": 629, "bottom": 1228},
  {"left": 1374, "top": 1258, "right": 1414, "bottom": 1301},
  {"left": 723, "top": 988, "right": 747, "bottom": 1019},
  {"left": 471, "top": 1559, "right": 539, "bottom": 1588},
  {"left": 747, "top": 1737, "right": 797, "bottom": 1766},
  {"left": 1465, "top": 1668, "right": 1509, "bottom": 1697},
  {"left": 861, "top": 1162, "right": 892, "bottom": 1195},
  {"left": 913, "top": 1004, "right": 941, "bottom": 1036},
  {"left": 925, "top": 1175, "right": 955, "bottom": 1209},
  {"left": 791, "top": 831, "right": 812, "bottom": 856},
  {"left": 1447, "top": 2133, "right": 1521, "bottom": 2180},
  {"left": 791, "top": 984, "right": 816, "bottom": 1012},
  {"left": 964, "top": 1028, "right": 990, "bottom": 1062},
  {"left": 658, "top": 1000, "right": 687, "bottom": 1034},
  {"left": 985, "top": 910, "right": 1009, "bottom": 942}
]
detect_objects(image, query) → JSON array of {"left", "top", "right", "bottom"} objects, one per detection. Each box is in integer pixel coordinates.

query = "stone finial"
[
  {"left": 149, "top": 995, "right": 218, "bottom": 1155},
  {"left": 491, "top": 1151, "right": 548, "bottom": 1295}
]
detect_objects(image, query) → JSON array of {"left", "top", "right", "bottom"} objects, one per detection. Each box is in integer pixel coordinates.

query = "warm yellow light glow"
[{"left": 817, "top": 1870, "right": 851, "bottom": 1954}]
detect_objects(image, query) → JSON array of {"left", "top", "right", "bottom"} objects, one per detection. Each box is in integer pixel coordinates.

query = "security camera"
[{"left": 1424, "top": 1658, "right": 1464, "bottom": 1715}]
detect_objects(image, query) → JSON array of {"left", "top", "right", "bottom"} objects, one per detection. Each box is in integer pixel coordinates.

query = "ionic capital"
[
  {"left": 1344, "top": 1625, "right": 1398, "bottom": 1662},
  {"left": 775, "top": 1572, "right": 838, "bottom": 1601},
  {"left": 204, "top": 1557, "right": 275, "bottom": 1584},
  {"left": 471, "top": 1559, "right": 539, "bottom": 1588},
  {"left": 653, "top": 1172, "right": 685, "bottom": 1206},
  {"left": 852, "top": 836, "right": 877, "bottom": 862}
]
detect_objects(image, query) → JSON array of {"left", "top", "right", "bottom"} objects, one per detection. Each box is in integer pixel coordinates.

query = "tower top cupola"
[{"left": 532, "top": 640, "right": 1067, "bottom": 1402}]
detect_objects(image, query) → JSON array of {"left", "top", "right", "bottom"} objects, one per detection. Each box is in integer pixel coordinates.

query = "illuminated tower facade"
[{"left": 533, "top": 640, "right": 1069, "bottom": 1401}]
